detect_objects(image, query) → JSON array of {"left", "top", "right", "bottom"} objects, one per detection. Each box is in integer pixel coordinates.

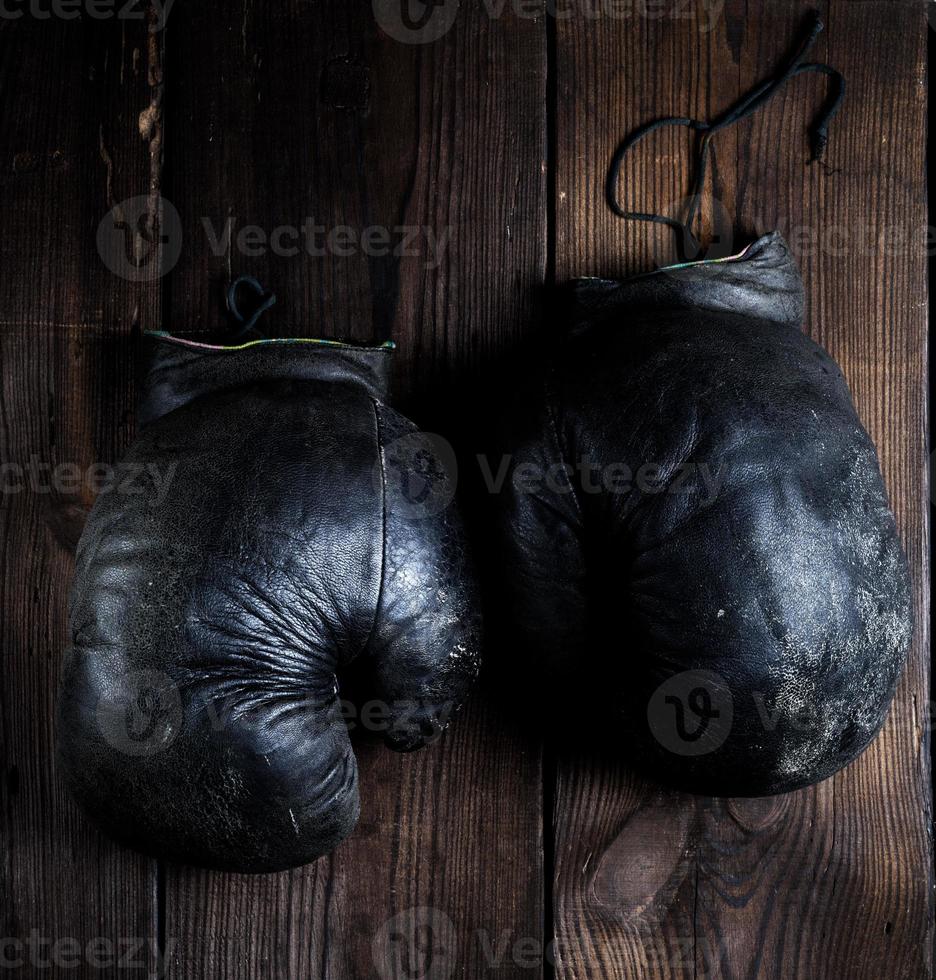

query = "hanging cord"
[
  {"left": 226, "top": 276, "right": 277, "bottom": 340},
  {"left": 606, "top": 11, "right": 845, "bottom": 255}
]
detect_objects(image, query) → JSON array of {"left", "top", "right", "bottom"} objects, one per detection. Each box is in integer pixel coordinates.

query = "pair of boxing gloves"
[{"left": 56, "top": 232, "right": 912, "bottom": 873}]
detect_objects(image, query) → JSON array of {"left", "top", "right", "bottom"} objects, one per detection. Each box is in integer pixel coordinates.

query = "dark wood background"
[{"left": 0, "top": 1, "right": 929, "bottom": 977}]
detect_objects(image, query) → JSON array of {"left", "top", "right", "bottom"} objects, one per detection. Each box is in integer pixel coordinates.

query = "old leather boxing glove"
[
  {"left": 496, "top": 231, "right": 912, "bottom": 795},
  {"left": 57, "top": 294, "right": 481, "bottom": 871},
  {"left": 494, "top": 13, "right": 911, "bottom": 795}
]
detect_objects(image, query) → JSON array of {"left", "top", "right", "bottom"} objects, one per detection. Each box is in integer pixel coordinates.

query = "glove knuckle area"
[
  {"left": 355, "top": 404, "right": 481, "bottom": 752},
  {"left": 58, "top": 375, "right": 394, "bottom": 870},
  {"left": 58, "top": 635, "right": 361, "bottom": 872}
]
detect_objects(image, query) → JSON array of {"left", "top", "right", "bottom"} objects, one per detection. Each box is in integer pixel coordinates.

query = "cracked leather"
[
  {"left": 496, "top": 233, "right": 912, "bottom": 795},
  {"left": 57, "top": 334, "right": 482, "bottom": 872}
]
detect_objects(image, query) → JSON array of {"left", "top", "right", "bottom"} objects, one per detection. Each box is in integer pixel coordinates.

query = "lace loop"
[
  {"left": 607, "top": 12, "right": 845, "bottom": 256},
  {"left": 226, "top": 276, "right": 277, "bottom": 340}
]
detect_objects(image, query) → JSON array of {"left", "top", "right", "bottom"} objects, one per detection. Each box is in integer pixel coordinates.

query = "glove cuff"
[
  {"left": 567, "top": 232, "right": 805, "bottom": 331},
  {"left": 137, "top": 332, "right": 395, "bottom": 427}
]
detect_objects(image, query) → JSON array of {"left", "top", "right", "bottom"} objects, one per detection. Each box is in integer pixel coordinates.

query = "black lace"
[
  {"left": 606, "top": 11, "right": 845, "bottom": 256},
  {"left": 226, "top": 276, "right": 277, "bottom": 340}
]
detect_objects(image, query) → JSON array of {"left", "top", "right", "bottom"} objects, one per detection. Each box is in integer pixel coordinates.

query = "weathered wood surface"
[
  {"left": 0, "top": 11, "right": 162, "bottom": 980},
  {"left": 0, "top": 1, "right": 929, "bottom": 978},
  {"left": 552, "top": 2, "right": 931, "bottom": 978}
]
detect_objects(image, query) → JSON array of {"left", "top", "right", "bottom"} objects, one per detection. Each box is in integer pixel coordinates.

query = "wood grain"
[
  {"left": 0, "top": 1, "right": 929, "bottom": 978},
  {"left": 159, "top": 2, "right": 547, "bottom": 978},
  {"left": 552, "top": 2, "right": 931, "bottom": 978},
  {"left": 0, "top": 14, "right": 162, "bottom": 980}
]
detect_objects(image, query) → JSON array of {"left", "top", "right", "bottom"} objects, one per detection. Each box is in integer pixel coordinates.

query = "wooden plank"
[
  {"left": 552, "top": 1, "right": 931, "bottom": 977},
  {"left": 0, "top": 12, "right": 163, "bottom": 980},
  {"left": 160, "top": 2, "right": 547, "bottom": 977}
]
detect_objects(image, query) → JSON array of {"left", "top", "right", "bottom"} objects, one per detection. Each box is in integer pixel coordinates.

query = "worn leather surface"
[
  {"left": 57, "top": 335, "right": 481, "bottom": 872},
  {"left": 497, "top": 233, "right": 912, "bottom": 795}
]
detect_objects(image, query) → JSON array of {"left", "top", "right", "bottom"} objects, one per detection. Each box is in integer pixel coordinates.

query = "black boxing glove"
[
  {"left": 57, "top": 324, "right": 481, "bottom": 872},
  {"left": 495, "top": 232, "right": 911, "bottom": 795}
]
